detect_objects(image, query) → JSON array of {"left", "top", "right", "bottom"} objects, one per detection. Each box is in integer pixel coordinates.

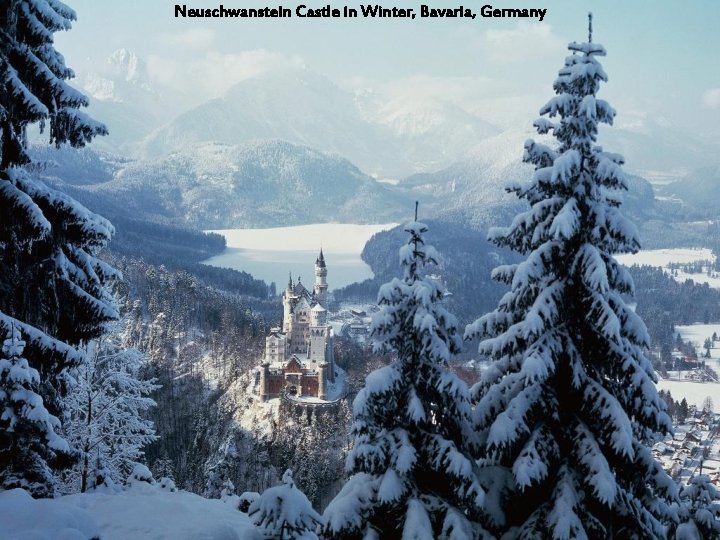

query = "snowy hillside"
[
  {"left": 598, "top": 117, "right": 720, "bottom": 184},
  {"left": 29, "top": 144, "right": 128, "bottom": 186},
  {"left": 659, "top": 165, "right": 720, "bottom": 216},
  {"left": 617, "top": 248, "right": 720, "bottom": 289},
  {"left": 66, "top": 140, "right": 412, "bottom": 228}
]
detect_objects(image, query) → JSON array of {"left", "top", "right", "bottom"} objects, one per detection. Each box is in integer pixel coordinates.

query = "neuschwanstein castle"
[{"left": 258, "top": 249, "right": 337, "bottom": 401}]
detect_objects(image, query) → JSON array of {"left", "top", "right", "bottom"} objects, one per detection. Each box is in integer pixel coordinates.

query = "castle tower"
[
  {"left": 318, "top": 362, "right": 328, "bottom": 401},
  {"left": 283, "top": 273, "right": 293, "bottom": 333},
  {"left": 314, "top": 248, "right": 328, "bottom": 308}
]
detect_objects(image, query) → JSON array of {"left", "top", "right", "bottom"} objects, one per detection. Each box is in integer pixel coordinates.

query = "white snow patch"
[
  {"left": 656, "top": 379, "right": 720, "bottom": 409},
  {"left": 0, "top": 485, "right": 260, "bottom": 540}
]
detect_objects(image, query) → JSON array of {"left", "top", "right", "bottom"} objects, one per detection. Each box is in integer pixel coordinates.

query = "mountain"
[
  {"left": 397, "top": 130, "right": 657, "bottom": 229},
  {"left": 396, "top": 130, "right": 537, "bottom": 228},
  {"left": 139, "top": 69, "right": 406, "bottom": 178},
  {"left": 598, "top": 117, "right": 720, "bottom": 183},
  {"left": 68, "top": 140, "right": 411, "bottom": 229},
  {"left": 356, "top": 89, "right": 500, "bottom": 175},
  {"left": 139, "top": 68, "right": 500, "bottom": 179},
  {"left": 28, "top": 145, "right": 129, "bottom": 186},
  {"left": 659, "top": 165, "right": 720, "bottom": 217},
  {"left": 76, "top": 50, "right": 175, "bottom": 155}
]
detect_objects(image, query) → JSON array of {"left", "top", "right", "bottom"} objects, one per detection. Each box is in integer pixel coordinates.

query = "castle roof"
[
  {"left": 294, "top": 280, "right": 308, "bottom": 296},
  {"left": 316, "top": 248, "right": 326, "bottom": 268},
  {"left": 311, "top": 304, "right": 326, "bottom": 312}
]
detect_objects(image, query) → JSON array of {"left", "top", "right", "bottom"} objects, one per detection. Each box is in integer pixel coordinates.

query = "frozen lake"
[{"left": 202, "top": 223, "right": 397, "bottom": 289}]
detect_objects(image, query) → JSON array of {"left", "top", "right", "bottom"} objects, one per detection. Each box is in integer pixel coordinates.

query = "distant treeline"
[
  {"left": 629, "top": 265, "right": 720, "bottom": 347},
  {"left": 106, "top": 216, "right": 270, "bottom": 299}
]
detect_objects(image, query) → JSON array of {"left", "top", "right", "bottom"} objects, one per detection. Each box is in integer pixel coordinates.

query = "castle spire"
[
  {"left": 314, "top": 247, "right": 328, "bottom": 307},
  {"left": 316, "top": 247, "right": 326, "bottom": 268}
]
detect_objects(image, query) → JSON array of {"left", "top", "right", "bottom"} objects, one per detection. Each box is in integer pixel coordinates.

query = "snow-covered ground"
[
  {"left": 656, "top": 323, "right": 720, "bottom": 407},
  {"left": 656, "top": 379, "right": 720, "bottom": 409},
  {"left": 616, "top": 248, "right": 720, "bottom": 289},
  {"left": 676, "top": 323, "right": 720, "bottom": 362},
  {"left": 1, "top": 484, "right": 259, "bottom": 540},
  {"left": 202, "top": 223, "right": 397, "bottom": 289},
  {"left": 616, "top": 248, "right": 714, "bottom": 268}
]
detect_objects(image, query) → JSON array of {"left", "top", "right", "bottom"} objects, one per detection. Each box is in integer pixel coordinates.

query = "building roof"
[{"left": 316, "top": 248, "right": 326, "bottom": 268}]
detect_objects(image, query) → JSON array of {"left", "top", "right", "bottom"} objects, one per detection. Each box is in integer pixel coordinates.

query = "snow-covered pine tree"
[
  {"left": 676, "top": 474, "right": 720, "bottom": 539},
  {"left": 324, "top": 218, "right": 485, "bottom": 539},
  {"left": 61, "top": 333, "right": 159, "bottom": 493},
  {"left": 0, "top": 1, "right": 117, "bottom": 494},
  {"left": 249, "top": 469, "right": 322, "bottom": 540},
  {"left": 87, "top": 453, "right": 117, "bottom": 492},
  {"left": 0, "top": 1, "right": 106, "bottom": 167},
  {"left": 464, "top": 17, "right": 678, "bottom": 538},
  {"left": 0, "top": 327, "right": 69, "bottom": 496}
]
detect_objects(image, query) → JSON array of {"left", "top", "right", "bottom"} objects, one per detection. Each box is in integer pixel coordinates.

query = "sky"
[{"left": 55, "top": 0, "right": 720, "bottom": 137}]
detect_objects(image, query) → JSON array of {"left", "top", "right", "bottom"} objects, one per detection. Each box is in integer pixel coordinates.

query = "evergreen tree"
[
  {"left": 249, "top": 469, "right": 322, "bottom": 540},
  {"left": 465, "top": 18, "right": 677, "bottom": 538},
  {"left": 678, "top": 399, "right": 690, "bottom": 424},
  {"left": 0, "top": 1, "right": 116, "bottom": 493},
  {"left": 701, "top": 397, "right": 713, "bottom": 418},
  {"left": 221, "top": 478, "right": 236, "bottom": 500},
  {"left": 87, "top": 453, "right": 117, "bottom": 492},
  {"left": 0, "top": 327, "right": 69, "bottom": 496},
  {"left": 324, "top": 219, "right": 485, "bottom": 539},
  {"left": 0, "top": 1, "right": 106, "bottom": 167},
  {"left": 151, "top": 451, "right": 175, "bottom": 482},
  {"left": 676, "top": 475, "right": 720, "bottom": 539},
  {"left": 61, "top": 332, "right": 158, "bottom": 493}
]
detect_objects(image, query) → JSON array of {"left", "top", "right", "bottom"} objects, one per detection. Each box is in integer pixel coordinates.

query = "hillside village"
[{"left": 654, "top": 405, "right": 720, "bottom": 486}]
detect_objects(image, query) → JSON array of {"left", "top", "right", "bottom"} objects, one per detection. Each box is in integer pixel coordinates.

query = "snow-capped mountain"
[
  {"left": 80, "top": 49, "right": 156, "bottom": 102},
  {"left": 138, "top": 69, "right": 406, "bottom": 178},
  {"left": 74, "top": 50, "right": 174, "bottom": 156},
  {"left": 70, "top": 52, "right": 717, "bottom": 185},
  {"left": 361, "top": 91, "right": 500, "bottom": 174},
  {"left": 67, "top": 140, "right": 411, "bottom": 229},
  {"left": 137, "top": 67, "right": 502, "bottom": 179}
]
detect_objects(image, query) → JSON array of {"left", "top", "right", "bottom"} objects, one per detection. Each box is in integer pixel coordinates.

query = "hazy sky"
[{"left": 55, "top": 0, "right": 720, "bottom": 136}]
